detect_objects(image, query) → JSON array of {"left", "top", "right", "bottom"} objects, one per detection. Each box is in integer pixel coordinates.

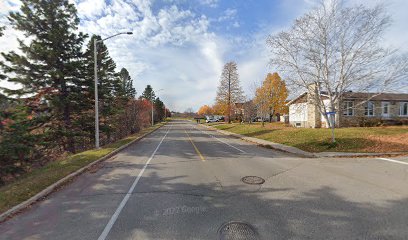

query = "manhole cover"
[
  {"left": 218, "top": 221, "right": 259, "bottom": 240},
  {"left": 241, "top": 176, "right": 265, "bottom": 185}
]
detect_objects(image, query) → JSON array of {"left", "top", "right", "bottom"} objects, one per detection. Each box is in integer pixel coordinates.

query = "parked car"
[
  {"left": 206, "top": 118, "right": 218, "bottom": 123},
  {"left": 252, "top": 117, "right": 268, "bottom": 122},
  {"left": 214, "top": 116, "right": 224, "bottom": 122}
]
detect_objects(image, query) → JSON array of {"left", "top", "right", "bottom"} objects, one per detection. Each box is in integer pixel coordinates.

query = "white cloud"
[
  {"left": 105, "top": 33, "right": 226, "bottom": 112},
  {"left": 0, "top": 0, "right": 21, "bottom": 17},
  {"left": 76, "top": 0, "right": 107, "bottom": 19},
  {"left": 80, "top": 1, "right": 209, "bottom": 47},
  {"left": 218, "top": 8, "right": 237, "bottom": 22},
  {"left": 0, "top": 1, "right": 24, "bottom": 91},
  {"left": 200, "top": 0, "right": 218, "bottom": 8},
  {"left": 74, "top": 0, "right": 223, "bottom": 111}
]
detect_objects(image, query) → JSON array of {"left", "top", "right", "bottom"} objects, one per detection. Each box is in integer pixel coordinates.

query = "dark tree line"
[
  {"left": 0, "top": 0, "right": 165, "bottom": 184},
  {"left": 140, "top": 85, "right": 169, "bottom": 123}
]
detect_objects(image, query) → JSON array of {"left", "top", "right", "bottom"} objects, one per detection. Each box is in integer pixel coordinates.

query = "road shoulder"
[{"left": 0, "top": 123, "right": 164, "bottom": 222}]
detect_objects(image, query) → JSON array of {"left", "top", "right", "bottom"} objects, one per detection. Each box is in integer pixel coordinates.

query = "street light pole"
[
  {"left": 164, "top": 105, "right": 166, "bottom": 120},
  {"left": 94, "top": 32, "right": 132, "bottom": 149},
  {"left": 94, "top": 39, "right": 99, "bottom": 149},
  {"left": 151, "top": 99, "right": 154, "bottom": 126}
]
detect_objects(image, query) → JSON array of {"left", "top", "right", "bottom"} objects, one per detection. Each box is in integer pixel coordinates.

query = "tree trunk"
[
  {"left": 228, "top": 72, "right": 231, "bottom": 124},
  {"left": 330, "top": 121, "right": 336, "bottom": 143}
]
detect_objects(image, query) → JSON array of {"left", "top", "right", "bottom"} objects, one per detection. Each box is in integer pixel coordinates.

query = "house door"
[{"left": 382, "top": 102, "right": 390, "bottom": 118}]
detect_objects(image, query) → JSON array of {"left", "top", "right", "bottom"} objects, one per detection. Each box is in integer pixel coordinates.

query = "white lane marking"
[
  {"left": 376, "top": 158, "right": 408, "bottom": 166},
  {"left": 98, "top": 125, "right": 172, "bottom": 240},
  {"left": 194, "top": 126, "right": 246, "bottom": 154}
]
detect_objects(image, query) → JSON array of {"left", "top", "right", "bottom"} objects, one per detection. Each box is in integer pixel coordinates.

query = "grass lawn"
[
  {"left": 202, "top": 122, "right": 226, "bottom": 126},
  {"left": 214, "top": 122, "right": 408, "bottom": 153},
  {"left": 0, "top": 123, "right": 163, "bottom": 214}
]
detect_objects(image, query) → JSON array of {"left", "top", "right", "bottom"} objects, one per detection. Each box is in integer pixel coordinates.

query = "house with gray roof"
[{"left": 287, "top": 90, "right": 408, "bottom": 128}]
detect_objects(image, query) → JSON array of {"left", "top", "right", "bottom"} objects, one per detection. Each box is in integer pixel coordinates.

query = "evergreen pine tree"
[
  {"left": 140, "top": 85, "right": 156, "bottom": 101},
  {"left": 154, "top": 97, "right": 165, "bottom": 121},
  {"left": 0, "top": 0, "right": 87, "bottom": 152},
  {"left": 118, "top": 68, "right": 136, "bottom": 99},
  {"left": 0, "top": 104, "right": 39, "bottom": 181}
]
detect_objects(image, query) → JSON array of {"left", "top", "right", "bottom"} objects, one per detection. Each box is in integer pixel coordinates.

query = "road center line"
[
  {"left": 97, "top": 125, "right": 172, "bottom": 240},
  {"left": 185, "top": 129, "right": 205, "bottom": 161},
  {"left": 376, "top": 158, "right": 408, "bottom": 166},
  {"left": 194, "top": 126, "right": 246, "bottom": 154}
]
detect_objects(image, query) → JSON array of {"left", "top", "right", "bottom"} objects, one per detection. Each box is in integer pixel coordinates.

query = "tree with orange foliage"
[
  {"left": 254, "top": 72, "right": 288, "bottom": 123},
  {"left": 197, "top": 105, "right": 213, "bottom": 116}
]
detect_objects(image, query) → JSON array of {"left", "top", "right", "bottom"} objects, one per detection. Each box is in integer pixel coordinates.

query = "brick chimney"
[{"left": 307, "top": 82, "right": 322, "bottom": 128}]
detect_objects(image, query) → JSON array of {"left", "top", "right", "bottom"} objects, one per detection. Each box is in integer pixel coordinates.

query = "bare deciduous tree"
[
  {"left": 243, "top": 99, "right": 257, "bottom": 124},
  {"left": 250, "top": 80, "right": 267, "bottom": 127},
  {"left": 267, "top": 0, "right": 408, "bottom": 142},
  {"left": 216, "top": 61, "right": 244, "bottom": 123}
]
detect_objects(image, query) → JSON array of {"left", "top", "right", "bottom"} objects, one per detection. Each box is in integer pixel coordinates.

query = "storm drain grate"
[
  {"left": 241, "top": 176, "right": 265, "bottom": 185},
  {"left": 218, "top": 221, "right": 259, "bottom": 240}
]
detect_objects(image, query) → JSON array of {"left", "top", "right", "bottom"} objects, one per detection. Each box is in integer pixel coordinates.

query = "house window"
[
  {"left": 365, "top": 101, "right": 374, "bottom": 116},
  {"left": 342, "top": 101, "right": 354, "bottom": 116},
  {"left": 382, "top": 102, "right": 390, "bottom": 117},
  {"left": 400, "top": 102, "right": 408, "bottom": 116}
]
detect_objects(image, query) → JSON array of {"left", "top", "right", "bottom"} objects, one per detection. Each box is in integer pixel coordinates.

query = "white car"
[{"left": 205, "top": 118, "right": 218, "bottom": 123}]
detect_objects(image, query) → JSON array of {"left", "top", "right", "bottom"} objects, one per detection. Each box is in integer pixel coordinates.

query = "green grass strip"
[
  {"left": 214, "top": 123, "right": 408, "bottom": 153},
  {"left": 0, "top": 124, "right": 163, "bottom": 213}
]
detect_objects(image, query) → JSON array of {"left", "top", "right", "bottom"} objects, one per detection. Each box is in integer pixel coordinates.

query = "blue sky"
[{"left": 1, "top": 0, "right": 407, "bottom": 111}]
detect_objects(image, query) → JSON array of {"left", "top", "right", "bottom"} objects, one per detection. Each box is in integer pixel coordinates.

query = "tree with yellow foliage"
[
  {"left": 212, "top": 102, "right": 226, "bottom": 115},
  {"left": 254, "top": 72, "right": 288, "bottom": 123},
  {"left": 197, "top": 105, "right": 213, "bottom": 115}
]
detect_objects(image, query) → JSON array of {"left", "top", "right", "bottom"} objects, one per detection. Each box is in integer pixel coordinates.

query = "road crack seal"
[{"left": 260, "top": 162, "right": 307, "bottom": 190}]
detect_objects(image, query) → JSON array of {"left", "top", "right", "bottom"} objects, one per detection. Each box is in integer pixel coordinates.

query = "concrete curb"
[
  {"left": 0, "top": 124, "right": 164, "bottom": 223},
  {"left": 315, "top": 152, "right": 408, "bottom": 158},
  {"left": 200, "top": 124, "right": 316, "bottom": 158}
]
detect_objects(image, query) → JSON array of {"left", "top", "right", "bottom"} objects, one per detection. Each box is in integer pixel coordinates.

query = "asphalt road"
[{"left": 1, "top": 120, "right": 408, "bottom": 239}]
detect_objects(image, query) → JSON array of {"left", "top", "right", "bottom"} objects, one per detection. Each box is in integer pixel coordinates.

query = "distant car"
[
  {"left": 252, "top": 117, "right": 268, "bottom": 122},
  {"left": 216, "top": 116, "right": 225, "bottom": 121},
  {"left": 206, "top": 118, "right": 218, "bottom": 123}
]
